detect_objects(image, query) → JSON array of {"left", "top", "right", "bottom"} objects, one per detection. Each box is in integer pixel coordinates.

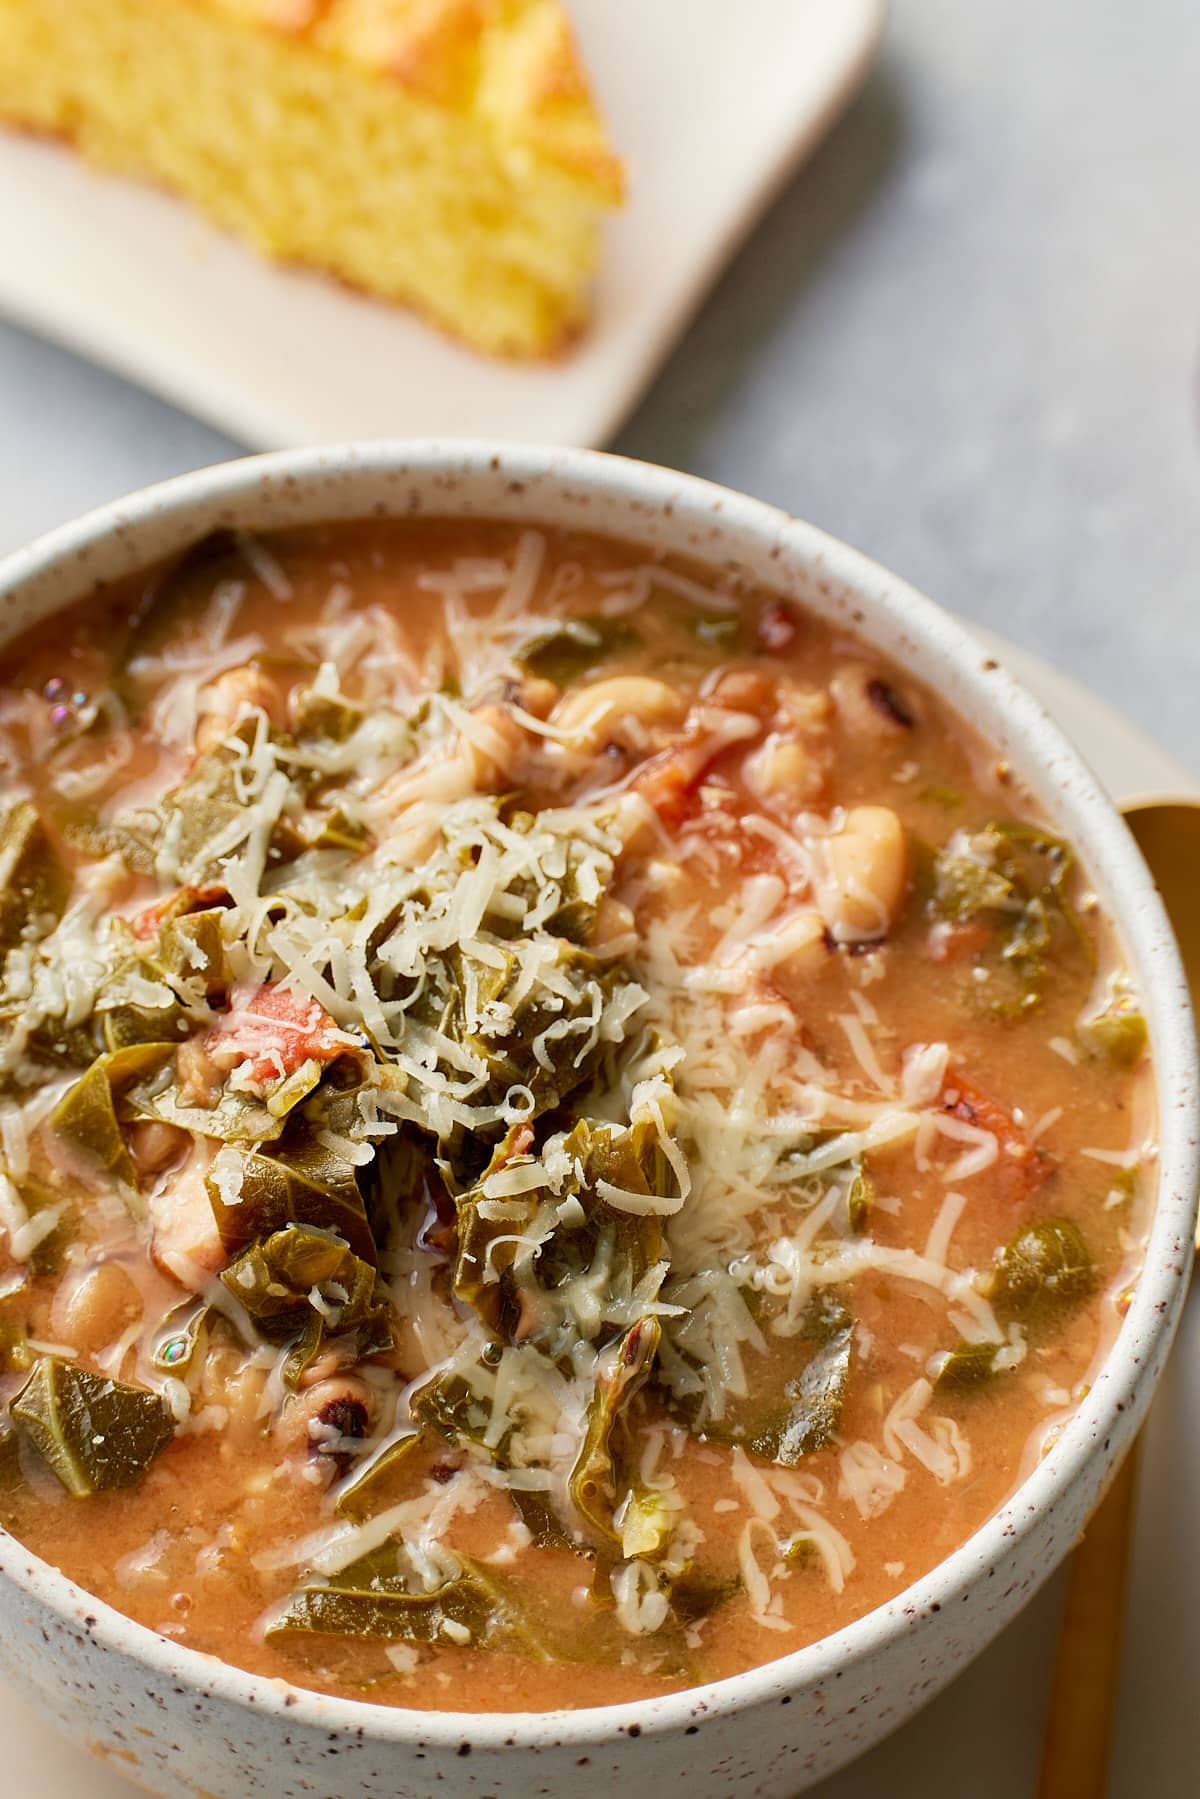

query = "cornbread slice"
[{"left": 0, "top": 0, "right": 624, "bottom": 357}]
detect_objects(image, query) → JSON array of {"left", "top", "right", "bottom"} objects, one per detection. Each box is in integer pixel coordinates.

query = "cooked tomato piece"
[
  {"left": 941, "top": 1069, "right": 1052, "bottom": 1199},
  {"left": 207, "top": 982, "right": 351, "bottom": 1085}
]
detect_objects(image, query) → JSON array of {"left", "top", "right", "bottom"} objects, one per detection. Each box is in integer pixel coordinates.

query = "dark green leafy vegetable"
[
  {"left": 117, "top": 530, "right": 246, "bottom": 701},
  {"left": 667, "top": 1569, "right": 740, "bottom": 1624},
  {"left": 991, "top": 1218, "right": 1095, "bottom": 1325},
  {"left": 929, "top": 821, "right": 1092, "bottom": 1011},
  {"left": 206, "top": 1134, "right": 376, "bottom": 1262},
  {"left": 0, "top": 802, "right": 70, "bottom": 949},
  {"left": 747, "top": 1295, "right": 853, "bottom": 1465},
  {"left": 220, "top": 1225, "right": 389, "bottom": 1348},
  {"left": 126, "top": 1054, "right": 322, "bottom": 1145},
  {"left": 569, "top": 1316, "right": 662, "bottom": 1550},
  {"left": 410, "top": 1369, "right": 502, "bottom": 1453},
  {"left": 291, "top": 686, "right": 363, "bottom": 744},
  {"left": 510, "top": 1487, "right": 579, "bottom": 1549},
  {"left": 334, "top": 1431, "right": 425, "bottom": 1520},
  {"left": 50, "top": 1043, "right": 175, "bottom": 1200},
  {"left": 266, "top": 1548, "right": 553, "bottom": 1660},
  {"left": 514, "top": 616, "right": 638, "bottom": 687},
  {"left": 282, "top": 1314, "right": 328, "bottom": 1392},
  {"left": 846, "top": 1163, "right": 873, "bottom": 1234},
  {"left": 930, "top": 1340, "right": 1008, "bottom": 1392},
  {"left": 15, "top": 1172, "right": 78, "bottom": 1276},
  {"left": 452, "top": 1117, "right": 667, "bottom": 1343},
  {"left": 1081, "top": 1005, "right": 1148, "bottom": 1068},
  {"left": 11, "top": 1357, "right": 174, "bottom": 1496},
  {"left": 673, "top": 1292, "right": 853, "bottom": 1468},
  {"left": 0, "top": 1421, "right": 22, "bottom": 1493},
  {"left": 0, "top": 1314, "right": 34, "bottom": 1376},
  {"left": 306, "top": 808, "right": 372, "bottom": 855}
]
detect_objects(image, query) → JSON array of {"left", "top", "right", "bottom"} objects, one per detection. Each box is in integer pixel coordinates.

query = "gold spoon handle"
[{"left": 1036, "top": 1445, "right": 1139, "bottom": 1799}]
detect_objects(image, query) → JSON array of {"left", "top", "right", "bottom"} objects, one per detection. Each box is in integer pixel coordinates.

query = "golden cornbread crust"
[{"left": 0, "top": 0, "right": 624, "bottom": 357}]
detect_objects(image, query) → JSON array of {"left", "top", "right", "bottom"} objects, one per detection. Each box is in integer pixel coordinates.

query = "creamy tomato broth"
[{"left": 0, "top": 521, "right": 1154, "bottom": 1710}]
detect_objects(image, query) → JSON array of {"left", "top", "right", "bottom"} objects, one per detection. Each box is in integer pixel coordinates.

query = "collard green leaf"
[
  {"left": 291, "top": 686, "right": 363, "bottom": 745},
  {"left": 15, "top": 1172, "right": 78, "bottom": 1276},
  {"left": 510, "top": 1486, "right": 578, "bottom": 1549},
  {"left": 206, "top": 1135, "right": 375, "bottom": 1262},
  {"left": 61, "top": 817, "right": 159, "bottom": 877},
  {"left": 0, "top": 1313, "right": 33, "bottom": 1375},
  {"left": 1082, "top": 1006, "right": 1149, "bottom": 1068},
  {"left": 0, "top": 1421, "right": 22, "bottom": 1493},
  {"left": 452, "top": 1117, "right": 666, "bottom": 1342},
  {"left": 846, "top": 1163, "right": 873, "bottom": 1235},
  {"left": 117, "top": 530, "right": 245, "bottom": 700},
  {"left": 128, "top": 1056, "right": 322, "bottom": 1146},
  {"left": 50, "top": 1043, "right": 175, "bottom": 1200},
  {"left": 514, "top": 616, "right": 639, "bottom": 688},
  {"left": 334, "top": 1430, "right": 425, "bottom": 1520},
  {"left": 673, "top": 1292, "right": 854, "bottom": 1468},
  {"left": 11, "top": 1357, "right": 174, "bottom": 1496},
  {"left": 747, "top": 1295, "right": 853, "bottom": 1465},
  {"left": 266, "top": 1549, "right": 553, "bottom": 1659},
  {"left": 0, "top": 802, "right": 70, "bottom": 949},
  {"left": 153, "top": 908, "right": 229, "bottom": 998},
  {"left": 306, "top": 808, "right": 372, "bottom": 855},
  {"left": 410, "top": 1371, "right": 499, "bottom": 1452},
  {"left": 991, "top": 1218, "right": 1094, "bottom": 1326},
  {"left": 929, "top": 820, "right": 1092, "bottom": 1010},
  {"left": 931, "top": 1340, "right": 1007, "bottom": 1392},
  {"left": 220, "top": 1225, "right": 389, "bottom": 1346},
  {"left": 668, "top": 1569, "right": 740, "bottom": 1624},
  {"left": 569, "top": 1316, "right": 661, "bottom": 1550}
]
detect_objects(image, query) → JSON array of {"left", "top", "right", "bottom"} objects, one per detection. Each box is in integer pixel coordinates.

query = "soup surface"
[{"left": 0, "top": 520, "right": 1155, "bottom": 1711}]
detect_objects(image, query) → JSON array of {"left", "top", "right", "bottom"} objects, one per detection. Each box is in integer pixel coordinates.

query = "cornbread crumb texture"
[{"left": 0, "top": 0, "right": 624, "bottom": 356}]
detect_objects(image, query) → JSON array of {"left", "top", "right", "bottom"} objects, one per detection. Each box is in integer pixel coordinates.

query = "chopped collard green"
[
  {"left": 0, "top": 530, "right": 1150, "bottom": 1694},
  {"left": 991, "top": 1219, "right": 1095, "bottom": 1326},
  {"left": 11, "top": 1359, "right": 174, "bottom": 1497},
  {"left": 929, "top": 820, "right": 1092, "bottom": 1012},
  {"left": 0, "top": 803, "right": 70, "bottom": 951}
]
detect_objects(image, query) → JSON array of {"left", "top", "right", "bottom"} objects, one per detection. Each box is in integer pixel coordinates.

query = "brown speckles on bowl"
[{"left": 0, "top": 440, "right": 1193, "bottom": 1799}]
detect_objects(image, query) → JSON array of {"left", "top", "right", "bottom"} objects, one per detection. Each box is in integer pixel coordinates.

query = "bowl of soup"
[{"left": 0, "top": 442, "right": 1192, "bottom": 1799}]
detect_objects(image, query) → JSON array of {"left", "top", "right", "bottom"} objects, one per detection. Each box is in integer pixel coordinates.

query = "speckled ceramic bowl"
[{"left": 0, "top": 443, "right": 1194, "bottom": 1799}]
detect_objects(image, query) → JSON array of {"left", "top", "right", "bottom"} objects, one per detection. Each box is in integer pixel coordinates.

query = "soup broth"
[{"left": 0, "top": 521, "right": 1154, "bottom": 1711}]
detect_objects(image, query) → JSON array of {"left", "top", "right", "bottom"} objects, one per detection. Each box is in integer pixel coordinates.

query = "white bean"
[
  {"left": 551, "top": 676, "right": 687, "bottom": 750},
  {"left": 822, "top": 806, "right": 908, "bottom": 941}
]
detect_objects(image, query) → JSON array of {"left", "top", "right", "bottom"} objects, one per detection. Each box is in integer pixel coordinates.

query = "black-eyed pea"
[
  {"left": 55, "top": 1261, "right": 142, "bottom": 1356},
  {"left": 830, "top": 664, "right": 917, "bottom": 737},
  {"left": 277, "top": 1375, "right": 375, "bottom": 1478},
  {"left": 822, "top": 805, "right": 908, "bottom": 941}
]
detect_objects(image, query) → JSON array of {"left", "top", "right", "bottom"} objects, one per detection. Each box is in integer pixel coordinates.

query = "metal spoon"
[{"left": 1037, "top": 794, "right": 1200, "bottom": 1798}]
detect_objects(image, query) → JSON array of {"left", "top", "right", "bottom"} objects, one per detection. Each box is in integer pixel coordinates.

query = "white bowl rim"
[{"left": 0, "top": 438, "right": 1194, "bottom": 1752}]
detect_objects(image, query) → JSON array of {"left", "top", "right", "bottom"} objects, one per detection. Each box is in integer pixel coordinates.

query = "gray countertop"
[
  {"left": 1, "top": 0, "right": 1197, "bottom": 774},
  {"left": 0, "top": 4, "right": 1196, "bottom": 1795}
]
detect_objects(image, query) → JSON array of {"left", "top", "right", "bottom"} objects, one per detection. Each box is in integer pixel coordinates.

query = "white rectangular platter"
[{"left": 0, "top": 0, "right": 886, "bottom": 449}]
